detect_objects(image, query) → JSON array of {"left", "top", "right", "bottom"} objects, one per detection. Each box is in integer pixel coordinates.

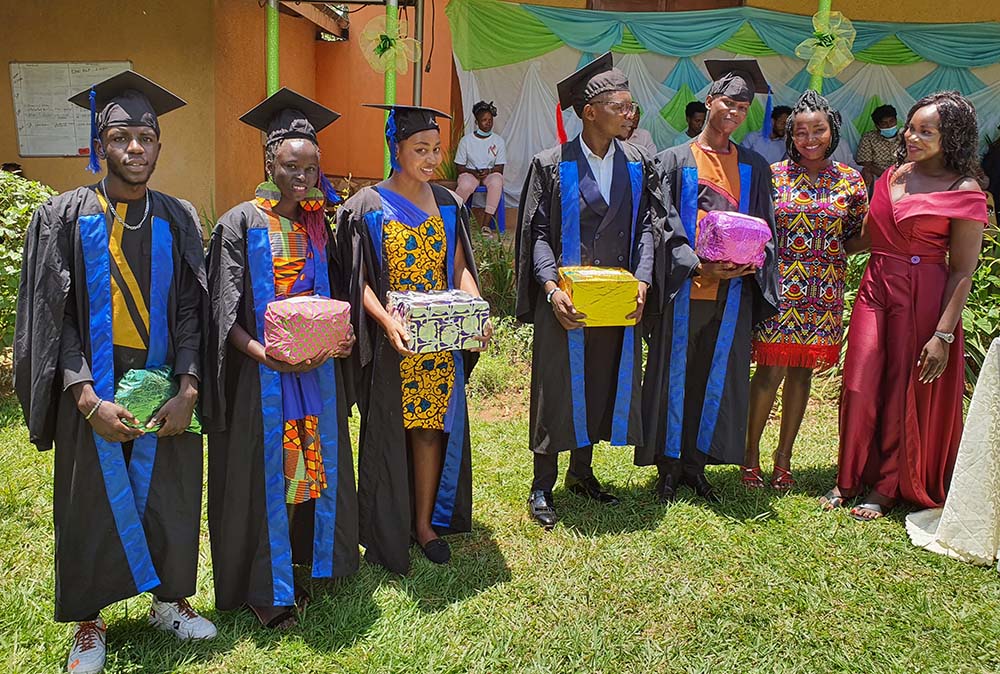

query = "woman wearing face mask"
[
  {"left": 745, "top": 91, "right": 868, "bottom": 490},
  {"left": 204, "top": 89, "right": 359, "bottom": 629},
  {"left": 454, "top": 100, "right": 507, "bottom": 233},
  {"left": 336, "top": 105, "right": 492, "bottom": 574},
  {"left": 824, "top": 91, "right": 989, "bottom": 521}
]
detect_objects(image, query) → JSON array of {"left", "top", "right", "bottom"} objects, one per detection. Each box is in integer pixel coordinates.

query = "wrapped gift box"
[
  {"left": 558, "top": 266, "right": 639, "bottom": 327},
  {"left": 387, "top": 289, "right": 490, "bottom": 354},
  {"left": 695, "top": 210, "right": 772, "bottom": 267},
  {"left": 264, "top": 295, "right": 352, "bottom": 365},
  {"left": 115, "top": 366, "right": 202, "bottom": 434}
]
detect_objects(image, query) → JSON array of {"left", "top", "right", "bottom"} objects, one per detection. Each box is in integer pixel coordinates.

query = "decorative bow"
[
  {"left": 795, "top": 11, "right": 856, "bottom": 78},
  {"left": 360, "top": 15, "right": 419, "bottom": 75}
]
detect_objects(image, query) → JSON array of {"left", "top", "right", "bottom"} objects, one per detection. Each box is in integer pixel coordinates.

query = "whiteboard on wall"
[{"left": 9, "top": 61, "right": 131, "bottom": 157}]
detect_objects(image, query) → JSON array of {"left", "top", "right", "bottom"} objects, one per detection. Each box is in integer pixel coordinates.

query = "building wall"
[
  {"left": 316, "top": 3, "right": 457, "bottom": 181},
  {"left": 748, "top": 0, "right": 999, "bottom": 23},
  {"left": 213, "top": 0, "right": 318, "bottom": 214},
  {"left": 0, "top": 1, "right": 215, "bottom": 209}
]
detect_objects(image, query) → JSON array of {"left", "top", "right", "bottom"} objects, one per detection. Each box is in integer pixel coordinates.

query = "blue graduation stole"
[
  {"left": 557, "top": 156, "right": 644, "bottom": 449},
  {"left": 663, "top": 162, "right": 753, "bottom": 459},
  {"left": 79, "top": 211, "right": 173, "bottom": 594},
  {"left": 246, "top": 225, "right": 342, "bottom": 606},
  {"left": 362, "top": 188, "right": 467, "bottom": 529}
]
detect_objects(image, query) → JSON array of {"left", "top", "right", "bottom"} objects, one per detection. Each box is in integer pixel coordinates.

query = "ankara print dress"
[{"left": 752, "top": 161, "right": 868, "bottom": 370}]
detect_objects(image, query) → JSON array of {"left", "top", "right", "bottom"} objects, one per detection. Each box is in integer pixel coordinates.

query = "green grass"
[{"left": 2, "top": 387, "right": 999, "bottom": 674}]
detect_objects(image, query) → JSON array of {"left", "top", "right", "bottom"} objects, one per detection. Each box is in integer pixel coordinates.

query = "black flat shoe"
[
  {"left": 420, "top": 538, "right": 451, "bottom": 564},
  {"left": 528, "top": 489, "right": 558, "bottom": 529},
  {"left": 655, "top": 469, "right": 680, "bottom": 504},
  {"left": 682, "top": 473, "right": 721, "bottom": 503},
  {"left": 564, "top": 473, "right": 620, "bottom": 505}
]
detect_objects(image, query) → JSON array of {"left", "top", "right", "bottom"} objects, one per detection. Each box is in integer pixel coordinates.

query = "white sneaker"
[
  {"left": 148, "top": 598, "right": 218, "bottom": 641},
  {"left": 66, "top": 618, "right": 106, "bottom": 673}
]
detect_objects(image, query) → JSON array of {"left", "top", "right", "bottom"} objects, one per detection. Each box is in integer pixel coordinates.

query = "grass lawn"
[{"left": 1, "top": 377, "right": 998, "bottom": 674}]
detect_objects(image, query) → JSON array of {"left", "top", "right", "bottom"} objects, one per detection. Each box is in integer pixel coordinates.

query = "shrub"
[
  {"left": 467, "top": 316, "right": 532, "bottom": 399},
  {"left": 471, "top": 228, "right": 517, "bottom": 317},
  {"left": 963, "top": 229, "right": 1000, "bottom": 392},
  {"left": 0, "top": 172, "right": 56, "bottom": 348}
]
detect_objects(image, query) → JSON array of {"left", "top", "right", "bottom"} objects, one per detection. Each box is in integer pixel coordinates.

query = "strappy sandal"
[
  {"left": 740, "top": 466, "right": 766, "bottom": 489},
  {"left": 770, "top": 466, "right": 796, "bottom": 491},
  {"left": 850, "top": 502, "right": 889, "bottom": 522},
  {"left": 819, "top": 489, "right": 848, "bottom": 510},
  {"left": 248, "top": 604, "right": 297, "bottom": 630}
]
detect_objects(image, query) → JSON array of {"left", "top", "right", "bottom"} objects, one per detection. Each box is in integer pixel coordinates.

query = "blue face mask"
[{"left": 879, "top": 126, "right": 898, "bottom": 139}]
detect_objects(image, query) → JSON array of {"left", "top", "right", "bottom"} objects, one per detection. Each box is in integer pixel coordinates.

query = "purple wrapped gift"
[{"left": 694, "top": 210, "right": 772, "bottom": 267}]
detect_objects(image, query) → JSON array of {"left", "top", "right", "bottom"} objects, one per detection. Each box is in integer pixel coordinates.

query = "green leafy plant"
[
  {"left": 467, "top": 315, "right": 532, "bottom": 398},
  {"left": 471, "top": 227, "right": 516, "bottom": 317},
  {"left": 0, "top": 172, "right": 56, "bottom": 349},
  {"left": 962, "top": 229, "right": 1000, "bottom": 394}
]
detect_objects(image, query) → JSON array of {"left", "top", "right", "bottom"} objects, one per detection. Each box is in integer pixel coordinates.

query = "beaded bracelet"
[
  {"left": 546, "top": 287, "right": 559, "bottom": 304},
  {"left": 85, "top": 399, "right": 103, "bottom": 421}
]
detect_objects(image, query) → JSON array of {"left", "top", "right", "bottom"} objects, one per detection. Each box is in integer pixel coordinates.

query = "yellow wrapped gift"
[{"left": 558, "top": 266, "right": 639, "bottom": 327}]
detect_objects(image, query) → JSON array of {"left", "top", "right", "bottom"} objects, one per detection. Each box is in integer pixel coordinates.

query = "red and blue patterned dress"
[{"left": 752, "top": 160, "right": 868, "bottom": 370}]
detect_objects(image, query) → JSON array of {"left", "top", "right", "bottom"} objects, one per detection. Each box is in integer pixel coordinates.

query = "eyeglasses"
[{"left": 590, "top": 100, "right": 638, "bottom": 117}]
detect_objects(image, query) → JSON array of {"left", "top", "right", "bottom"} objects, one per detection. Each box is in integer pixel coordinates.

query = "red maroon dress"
[{"left": 837, "top": 170, "right": 988, "bottom": 508}]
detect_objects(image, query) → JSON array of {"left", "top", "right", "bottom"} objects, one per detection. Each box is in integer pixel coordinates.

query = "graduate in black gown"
[
  {"left": 203, "top": 89, "right": 359, "bottom": 629},
  {"left": 14, "top": 71, "right": 215, "bottom": 674},
  {"left": 336, "top": 105, "right": 489, "bottom": 574},
  {"left": 636, "top": 60, "right": 781, "bottom": 504},
  {"left": 515, "top": 53, "right": 658, "bottom": 528}
]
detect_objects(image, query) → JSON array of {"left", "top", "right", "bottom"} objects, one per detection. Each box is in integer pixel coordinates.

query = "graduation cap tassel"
[
  {"left": 386, "top": 109, "right": 401, "bottom": 173},
  {"left": 86, "top": 87, "right": 102, "bottom": 174},
  {"left": 555, "top": 101, "right": 567, "bottom": 145},
  {"left": 762, "top": 86, "right": 774, "bottom": 140},
  {"left": 319, "top": 173, "right": 341, "bottom": 205}
]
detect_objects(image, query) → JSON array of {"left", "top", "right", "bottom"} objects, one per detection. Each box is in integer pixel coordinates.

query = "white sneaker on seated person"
[
  {"left": 148, "top": 598, "right": 218, "bottom": 641},
  {"left": 66, "top": 617, "right": 106, "bottom": 673}
]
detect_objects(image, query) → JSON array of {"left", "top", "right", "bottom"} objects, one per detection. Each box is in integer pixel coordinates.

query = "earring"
[{"left": 299, "top": 186, "right": 326, "bottom": 212}]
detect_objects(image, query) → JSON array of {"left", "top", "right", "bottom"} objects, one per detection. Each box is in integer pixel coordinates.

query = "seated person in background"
[
  {"left": 455, "top": 100, "right": 507, "bottom": 233},
  {"left": 740, "top": 105, "right": 792, "bottom": 165},
  {"left": 619, "top": 105, "right": 658, "bottom": 156},
  {"left": 671, "top": 100, "right": 707, "bottom": 146},
  {"left": 855, "top": 103, "right": 898, "bottom": 192}
]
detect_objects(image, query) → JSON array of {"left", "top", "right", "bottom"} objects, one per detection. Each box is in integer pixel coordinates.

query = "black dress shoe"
[
  {"left": 682, "top": 472, "right": 721, "bottom": 503},
  {"left": 528, "top": 490, "right": 558, "bottom": 529},
  {"left": 420, "top": 538, "right": 451, "bottom": 564},
  {"left": 654, "top": 469, "right": 680, "bottom": 503},
  {"left": 564, "top": 473, "right": 620, "bottom": 505}
]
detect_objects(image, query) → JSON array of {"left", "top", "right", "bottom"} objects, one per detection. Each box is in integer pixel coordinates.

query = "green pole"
[
  {"left": 384, "top": 0, "right": 399, "bottom": 178},
  {"left": 809, "top": 0, "right": 832, "bottom": 94},
  {"left": 266, "top": 0, "right": 280, "bottom": 96}
]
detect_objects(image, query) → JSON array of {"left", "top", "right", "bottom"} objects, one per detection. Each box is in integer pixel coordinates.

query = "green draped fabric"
[
  {"left": 855, "top": 35, "right": 923, "bottom": 66},
  {"left": 446, "top": 0, "right": 561, "bottom": 70}
]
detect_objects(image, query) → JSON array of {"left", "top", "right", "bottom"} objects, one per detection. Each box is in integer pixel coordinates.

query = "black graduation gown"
[
  {"left": 14, "top": 186, "right": 208, "bottom": 622},
  {"left": 203, "top": 202, "right": 359, "bottom": 611},
  {"left": 514, "top": 137, "right": 657, "bottom": 455},
  {"left": 635, "top": 143, "right": 781, "bottom": 467},
  {"left": 335, "top": 184, "right": 479, "bottom": 576}
]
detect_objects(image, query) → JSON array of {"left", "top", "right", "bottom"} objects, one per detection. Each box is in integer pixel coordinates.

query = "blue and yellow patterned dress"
[{"left": 383, "top": 202, "right": 455, "bottom": 430}]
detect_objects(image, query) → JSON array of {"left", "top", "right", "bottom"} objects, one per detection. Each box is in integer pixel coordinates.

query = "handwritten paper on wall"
[{"left": 9, "top": 62, "right": 131, "bottom": 157}]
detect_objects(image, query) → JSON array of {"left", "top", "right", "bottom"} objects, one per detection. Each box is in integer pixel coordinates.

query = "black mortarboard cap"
[
  {"left": 557, "top": 52, "right": 629, "bottom": 117},
  {"left": 704, "top": 59, "right": 769, "bottom": 103},
  {"left": 363, "top": 104, "right": 451, "bottom": 142},
  {"left": 240, "top": 87, "right": 341, "bottom": 146},
  {"left": 68, "top": 70, "right": 186, "bottom": 173}
]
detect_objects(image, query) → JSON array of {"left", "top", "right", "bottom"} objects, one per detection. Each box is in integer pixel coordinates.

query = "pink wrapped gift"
[
  {"left": 695, "top": 210, "right": 772, "bottom": 267},
  {"left": 264, "top": 295, "right": 352, "bottom": 365}
]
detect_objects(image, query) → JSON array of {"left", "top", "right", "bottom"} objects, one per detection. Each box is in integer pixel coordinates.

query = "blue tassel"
[
  {"left": 386, "top": 109, "right": 401, "bottom": 173},
  {"left": 761, "top": 86, "right": 774, "bottom": 140},
  {"left": 319, "top": 173, "right": 341, "bottom": 204},
  {"left": 86, "top": 88, "right": 101, "bottom": 174}
]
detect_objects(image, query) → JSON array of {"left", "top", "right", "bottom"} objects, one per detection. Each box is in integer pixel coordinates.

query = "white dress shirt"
[{"left": 580, "top": 135, "right": 616, "bottom": 204}]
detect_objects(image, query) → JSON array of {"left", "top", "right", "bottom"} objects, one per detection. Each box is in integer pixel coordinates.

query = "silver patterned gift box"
[{"left": 387, "top": 289, "right": 490, "bottom": 354}]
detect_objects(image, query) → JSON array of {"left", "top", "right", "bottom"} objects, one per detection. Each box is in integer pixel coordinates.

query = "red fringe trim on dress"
[{"left": 751, "top": 342, "right": 841, "bottom": 372}]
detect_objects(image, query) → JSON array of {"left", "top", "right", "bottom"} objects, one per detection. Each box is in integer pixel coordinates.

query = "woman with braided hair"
[
  {"left": 823, "top": 91, "right": 989, "bottom": 521},
  {"left": 454, "top": 100, "right": 507, "bottom": 233},
  {"left": 744, "top": 90, "right": 868, "bottom": 490}
]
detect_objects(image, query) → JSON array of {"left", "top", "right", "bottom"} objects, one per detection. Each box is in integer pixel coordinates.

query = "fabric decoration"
[
  {"left": 264, "top": 295, "right": 353, "bottom": 365},
  {"left": 387, "top": 289, "right": 490, "bottom": 354},
  {"left": 795, "top": 11, "right": 857, "bottom": 80},
  {"left": 360, "top": 14, "right": 420, "bottom": 74},
  {"left": 694, "top": 211, "right": 772, "bottom": 267},
  {"left": 557, "top": 266, "right": 640, "bottom": 327}
]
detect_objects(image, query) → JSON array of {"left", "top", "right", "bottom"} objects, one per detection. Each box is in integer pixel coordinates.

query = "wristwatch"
[{"left": 933, "top": 330, "right": 955, "bottom": 344}]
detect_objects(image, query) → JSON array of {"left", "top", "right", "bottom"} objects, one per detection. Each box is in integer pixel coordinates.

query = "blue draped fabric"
[
  {"left": 787, "top": 67, "right": 843, "bottom": 95},
  {"left": 79, "top": 212, "right": 160, "bottom": 594},
  {"left": 907, "top": 65, "right": 987, "bottom": 99},
  {"left": 664, "top": 57, "right": 710, "bottom": 93}
]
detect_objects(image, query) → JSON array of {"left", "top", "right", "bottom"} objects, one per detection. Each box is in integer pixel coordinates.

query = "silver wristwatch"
[{"left": 933, "top": 330, "right": 955, "bottom": 344}]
